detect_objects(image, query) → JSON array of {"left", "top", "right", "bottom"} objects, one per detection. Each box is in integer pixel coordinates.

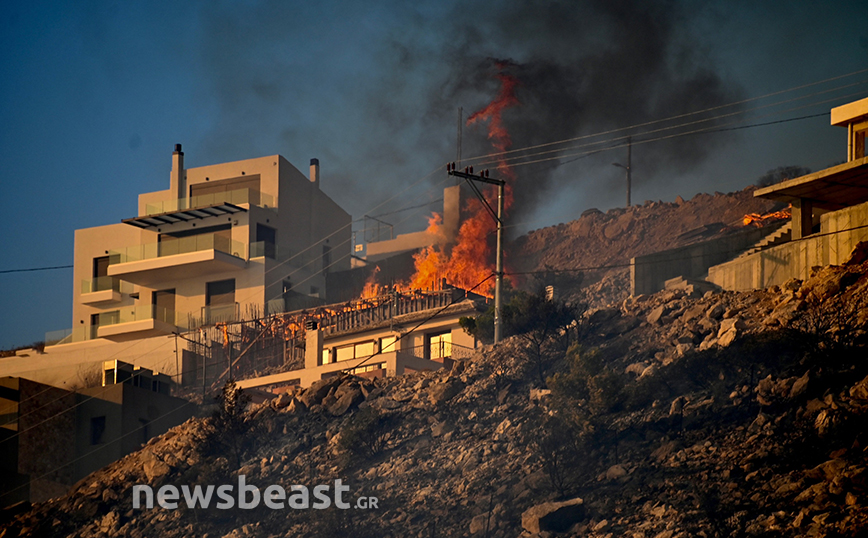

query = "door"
[
  {"left": 152, "top": 289, "right": 176, "bottom": 325},
  {"left": 206, "top": 279, "right": 235, "bottom": 323},
  {"left": 92, "top": 256, "right": 112, "bottom": 291}
]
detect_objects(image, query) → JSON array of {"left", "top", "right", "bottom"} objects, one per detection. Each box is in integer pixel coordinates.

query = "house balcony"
[
  {"left": 107, "top": 235, "right": 247, "bottom": 287},
  {"left": 96, "top": 305, "right": 186, "bottom": 342},
  {"left": 144, "top": 188, "right": 275, "bottom": 216},
  {"left": 80, "top": 276, "right": 133, "bottom": 305}
]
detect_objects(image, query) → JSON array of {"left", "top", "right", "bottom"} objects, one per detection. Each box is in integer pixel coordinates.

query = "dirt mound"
[{"left": 511, "top": 186, "right": 780, "bottom": 274}]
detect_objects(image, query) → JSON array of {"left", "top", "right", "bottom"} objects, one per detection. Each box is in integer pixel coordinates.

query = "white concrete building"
[{"left": 2, "top": 147, "right": 350, "bottom": 387}]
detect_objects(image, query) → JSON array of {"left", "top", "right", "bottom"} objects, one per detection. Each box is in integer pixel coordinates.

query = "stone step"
[{"left": 735, "top": 221, "right": 792, "bottom": 260}]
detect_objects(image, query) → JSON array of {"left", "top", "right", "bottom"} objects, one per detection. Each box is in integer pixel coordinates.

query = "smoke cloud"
[{"left": 191, "top": 0, "right": 745, "bottom": 225}]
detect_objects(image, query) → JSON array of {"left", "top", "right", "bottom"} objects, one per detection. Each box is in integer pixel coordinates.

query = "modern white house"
[{"left": 3, "top": 147, "right": 351, "bottom": 387}]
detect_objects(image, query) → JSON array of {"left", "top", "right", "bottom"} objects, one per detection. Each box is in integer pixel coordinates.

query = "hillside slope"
[
  {"left": 3, "top": 257, "right": 868, "bottom": 537},
  {"left": 510, "top": 187, "right": 780, "bottom": 274}
]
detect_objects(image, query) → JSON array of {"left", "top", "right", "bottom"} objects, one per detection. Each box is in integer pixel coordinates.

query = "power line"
[
  {"left": 0, "top": 265, "right": 73, "bottom": 274},
  {"left": 459, "top": 67, "right": 868, "bottom": 164}
]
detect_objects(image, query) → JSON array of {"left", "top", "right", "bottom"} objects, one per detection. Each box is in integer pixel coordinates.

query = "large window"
[
  {"left": 333, "top": 341, "right": 376, "bottom": 363},
  {"left": 428, "top": 331, "right": 452, "bottom": 361},
  {"left": 205, "top": 279, "right": 235, "bottom": 323},
  {"left": 158, "top": 224, "right": 232, "bottom": 257},
  {"left": 379, "top": 336, "right": 398, "bottom": 354}
]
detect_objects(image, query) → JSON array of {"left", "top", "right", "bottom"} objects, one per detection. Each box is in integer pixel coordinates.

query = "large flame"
[
  {"left": 358, "top": 62, "right": 520, "bottom": 299},
  {"left": 743, "top": 205, "right": 792, "bottom": 227},
  {"left": 408, "top": 62, "right": 520, "bottom": 296}
]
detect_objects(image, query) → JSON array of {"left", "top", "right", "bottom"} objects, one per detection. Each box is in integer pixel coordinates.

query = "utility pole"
[
  {"left": 613, "top": 136, "right": 632, "bottom": 207},
  {"left": 446, "top": 163, "right": 506, "bottom": 343},
  {"left": 456, "top": 107, "right": 463, "bottom": 184}
]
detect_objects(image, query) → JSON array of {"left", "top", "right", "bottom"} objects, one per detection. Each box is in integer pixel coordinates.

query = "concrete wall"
[
  {"left": 75, "top": 383, "right": 196, "bottom": 481},
  {"left": 7, "top": 335, "right": 179, "bottom": 387},
  {"left": 364, "top": 185, "right": 463, "bottom": 263},
  {"left": 0, "top": 378, "right": 76, "bottom": 505},
  {"left": 708, "top": 201, "right": 868, "bottom": 291},
  {"left": 631, "top": 225, "right": 781, "bottom": 296}
]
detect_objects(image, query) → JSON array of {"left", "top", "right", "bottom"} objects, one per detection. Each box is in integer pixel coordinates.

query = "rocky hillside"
[
  {"left": 3, "top": 252, "right": 868, "bottom": 537},
  {"left": 509, "top": 187, "right": 783, "bottom": 309},
  {"left": 511, "top": 187, "right": 780, "bottom": 274}
]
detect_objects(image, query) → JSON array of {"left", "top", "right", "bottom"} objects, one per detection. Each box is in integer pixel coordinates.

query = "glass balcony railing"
[
  {"left": 200, "top": 303, "right": 239, "bottom": 325},
  {"left": 81, "top": 276, "right": 134, "bottom": 294},
  {"left": 144, "top": 188, "right": 275, "bottom": 216},
  {"left": 46, "top": 305, "right": 187, "bottom": 346},
  {"left": 45, "top": 326, "right": 95, "bottom": 346},
  {"left": 249, "top": 241, "right": 277, "bottom": 259},
  {"left": 98, "top": 304, "right": 188, "bottom": 330},
  {"left": 108, "top": 234, "right": 246, "bottom": 264}
]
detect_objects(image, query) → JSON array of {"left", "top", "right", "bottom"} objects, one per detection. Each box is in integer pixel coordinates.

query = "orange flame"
[
  {"left": 360, "top": 266, "right": 383, "bottom": 299},
  {"left": 402, "top": 62, "right": 519, "bottom": 297},
  {"left": 743, "top": 205, "right": 792, "bottom": 227}
]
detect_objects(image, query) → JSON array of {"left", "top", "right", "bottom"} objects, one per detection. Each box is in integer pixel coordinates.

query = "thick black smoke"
[
  {"left": 410, "top": 0, "right": 746, "bottom": 220},
  {"left": 188, "top": 0, "right": 745, "bottom": 224}
]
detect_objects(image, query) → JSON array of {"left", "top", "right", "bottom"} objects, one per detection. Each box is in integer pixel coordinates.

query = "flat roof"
[
  {"left": 754, "top": 156, "right": 868, "bottom": 210},
  {"left": 831, "top": 96, "right": 868, "bottom": 126}
]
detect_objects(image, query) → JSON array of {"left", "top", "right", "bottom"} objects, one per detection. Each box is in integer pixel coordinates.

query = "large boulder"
[
  {"left": 521, "top": 497, "right": 585, "bottom": 533},
  {"left": 429, "top": 378, "right": 465, "bottom": 404},
  {"left": 299, "top": 375, "right": 344, "bottom": 408}
]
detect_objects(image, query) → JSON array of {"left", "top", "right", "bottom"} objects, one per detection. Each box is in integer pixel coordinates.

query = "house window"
[
  {"left": 256, "top": 224, "right": 276, "bottom": 259},
  {"left": 379, "top": 336, "right": 398, "bottom": 354},
  {"left": 91, "top": 416, "right": 106, "bottom": 445},
  {"left": 334, "top": 341, "right": 375, "bottom": 362},
  {"left": 428, "top": 331, "right": 452, "bottom": 361},
  {"left": 322, "top": 348, "right": 332, "bottom": 365}
]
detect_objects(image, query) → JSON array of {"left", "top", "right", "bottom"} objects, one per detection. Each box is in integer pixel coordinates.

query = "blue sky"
[{"left": 1, "top": 0, "right": 866, "bottom": 349}]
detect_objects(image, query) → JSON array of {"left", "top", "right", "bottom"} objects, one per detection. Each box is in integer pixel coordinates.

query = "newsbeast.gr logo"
[{"left": 132, "top": 476, "right": 378, "bottom": 510}]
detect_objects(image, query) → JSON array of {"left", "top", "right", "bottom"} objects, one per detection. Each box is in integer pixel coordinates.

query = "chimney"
[
  {"left": 309, "top": 158, "right": 320, "bottom": 188},
  {"left": 171, "top": 144, "right": 185, "bottom": 201},
  {"left": 304, "top": 324, "right": 323, "bottom": 368}
]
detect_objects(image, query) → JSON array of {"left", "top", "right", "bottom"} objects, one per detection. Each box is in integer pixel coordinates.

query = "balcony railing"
[
  {"left": 249, "top": 241, "right": 277, "bottom": 259},
  {"left": 98, "top": 304, "right": 189, "bottom": 330},
  {"left": 144, "top": 188, "right": 275, "bottom": 216},
  {"left": 81, "top": 276, "right": 133, "bottom": 294},
  {"left": 400, "top": 343, "right": 476, "bottom": 361},
  {"left": 199, "top": 303, "right": 239, "bottom": 325},
  {"left": 46, "top": 305, "right": 189, "bottom": 346},
  {"left": 45, "top": 326, "right": 96, "bottom": 346},
  {"left": 108, "top": 234, "right": 246, "bottom": 264}
]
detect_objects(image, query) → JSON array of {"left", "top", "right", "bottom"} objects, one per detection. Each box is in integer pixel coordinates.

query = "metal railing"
[
  {"left": 399, "top": 342, "right": 476, "bottom": 361},
  {"left": 144, "top": 188, "right": 275, "bottom": 216},
  {"left": 321, "top": 289, "right": 458, "bottom": 336},
  {"left": 108, "top": 234, "right": 246, "bottom": 264}
]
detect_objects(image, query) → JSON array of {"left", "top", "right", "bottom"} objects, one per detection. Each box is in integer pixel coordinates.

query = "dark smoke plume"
[{"left": 411, "top": 0, "right": 745, "bottom": 220}]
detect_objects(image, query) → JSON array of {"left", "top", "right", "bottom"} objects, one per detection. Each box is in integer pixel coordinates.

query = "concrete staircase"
[
  {"left": 664, "top": 275, "right": 721, "bottom": 296},
  {"left": 734, "top": 221, "right": 791, "bottom": 260}
]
